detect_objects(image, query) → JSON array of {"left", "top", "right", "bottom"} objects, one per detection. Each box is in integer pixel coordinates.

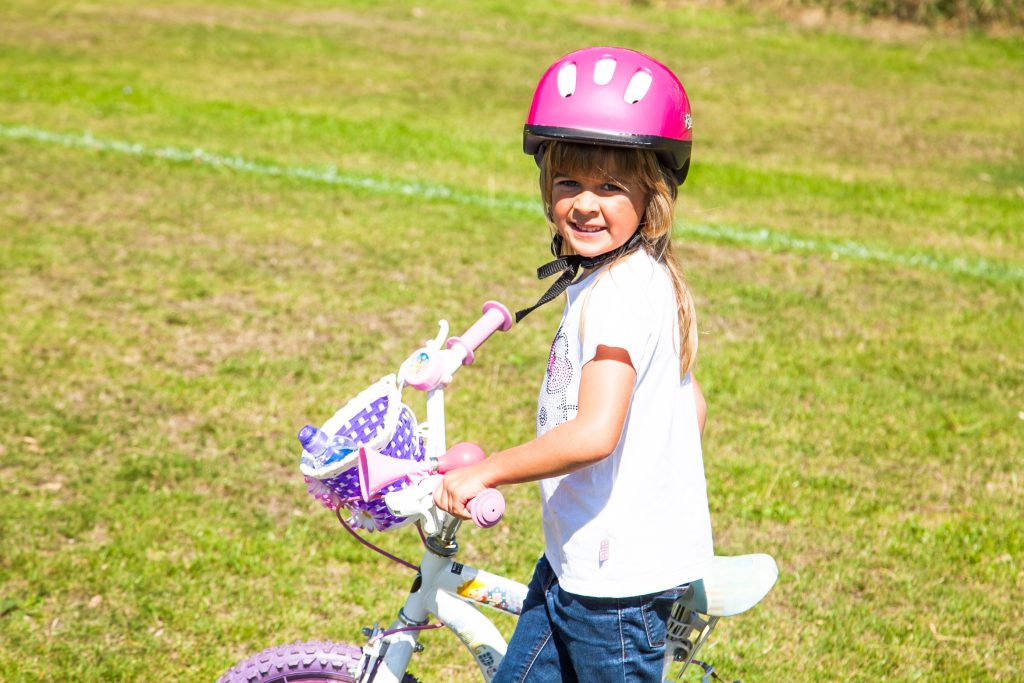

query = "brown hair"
[{"left": 539, "top": 141, "right": 698, "bottom": 376}]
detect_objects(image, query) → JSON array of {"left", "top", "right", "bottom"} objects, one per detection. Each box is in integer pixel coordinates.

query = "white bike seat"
[{"left": 679, "top": 554, "right": 778, "bottom": 617}]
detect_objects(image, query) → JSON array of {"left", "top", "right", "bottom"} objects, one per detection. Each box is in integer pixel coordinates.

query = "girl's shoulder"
[
  {"left": 578, "top": 250, "right": 673, "bottom": 320},
  {"left": 594, "top": 250, "right": 672, "bottom": 298}
]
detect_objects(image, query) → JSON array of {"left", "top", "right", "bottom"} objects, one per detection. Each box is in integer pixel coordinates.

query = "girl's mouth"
[{"left": 570, "top": 221, "right": 605, "bottom": 234}]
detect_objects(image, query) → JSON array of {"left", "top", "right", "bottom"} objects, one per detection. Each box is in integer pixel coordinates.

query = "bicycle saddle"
[{"left": 678, "top": 554, "right": 778, "bottom": 617}]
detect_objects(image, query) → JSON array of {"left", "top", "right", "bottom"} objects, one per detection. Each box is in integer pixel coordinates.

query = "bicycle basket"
[{"left": 303, "top": 375, "right": 426, "bottom": 532}]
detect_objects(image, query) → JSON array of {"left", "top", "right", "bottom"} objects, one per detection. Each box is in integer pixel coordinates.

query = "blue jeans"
[{"left": 493, "top": 556, "right": 686, "bottom": 683}]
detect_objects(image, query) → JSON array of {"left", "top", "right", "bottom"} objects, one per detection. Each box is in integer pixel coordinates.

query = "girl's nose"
[{"left": 573, "top": 191, "right": 599, "bottom": 214}]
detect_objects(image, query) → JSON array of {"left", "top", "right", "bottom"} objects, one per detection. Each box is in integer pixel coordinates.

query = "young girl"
[{"left": 434, "top": 47, "right": 713, "bottom": 683}]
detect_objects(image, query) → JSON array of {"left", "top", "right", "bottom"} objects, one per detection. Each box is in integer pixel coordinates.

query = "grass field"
[{"left": 1, "top": 1, "right": 1022, "bottom": 681}]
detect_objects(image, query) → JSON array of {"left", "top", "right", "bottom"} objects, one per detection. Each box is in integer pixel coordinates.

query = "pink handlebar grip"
[
  {"left": 467, "top": 488, "right": 505, "bottom": 528},
  {"left": 446, "top": 301, "right": 513, "bottom": 366}
]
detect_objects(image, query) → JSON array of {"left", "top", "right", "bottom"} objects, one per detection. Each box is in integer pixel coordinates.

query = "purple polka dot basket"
[{"left": 303, "top": 376, "right": 426, "bottom": 532}]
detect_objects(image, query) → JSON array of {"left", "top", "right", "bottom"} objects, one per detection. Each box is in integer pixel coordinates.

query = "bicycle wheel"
[{"left": 217, "top": 640, "right": 420, "bottom": 683}]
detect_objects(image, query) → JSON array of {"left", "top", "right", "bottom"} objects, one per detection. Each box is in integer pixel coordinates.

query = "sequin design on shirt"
[{"left": 538, "top": 327, "right": 577, "bottom": 434}]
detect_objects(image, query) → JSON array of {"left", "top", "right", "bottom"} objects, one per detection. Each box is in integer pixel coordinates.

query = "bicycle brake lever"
[{"left": 383, "top": 475, "right": 444, "bottom": 535}]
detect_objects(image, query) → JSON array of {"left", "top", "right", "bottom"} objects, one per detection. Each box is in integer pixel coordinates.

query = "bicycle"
[{"left": 218, "top": 301, "right": 778, "bottom": 683}]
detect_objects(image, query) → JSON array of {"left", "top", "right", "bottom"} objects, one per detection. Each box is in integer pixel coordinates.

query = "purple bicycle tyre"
[{"left": 217, "top": 640, "right": 419, "bottom": 683}]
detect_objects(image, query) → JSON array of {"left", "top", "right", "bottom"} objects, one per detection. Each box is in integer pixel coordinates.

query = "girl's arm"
[
  {"left": 433, "top": 344, "right": 636, "bottom": 519},
  {"left": 693, "top": 375, "right": 707, "bottom": 436}
]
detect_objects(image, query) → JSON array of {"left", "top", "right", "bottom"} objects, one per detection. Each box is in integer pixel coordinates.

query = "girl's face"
[{"left": 550, "top": 170, "right": 646, "bottom": 260}]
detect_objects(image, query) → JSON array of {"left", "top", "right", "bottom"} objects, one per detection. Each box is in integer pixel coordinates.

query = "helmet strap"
[{"left": 515, "top": 230, "right": 644, "bottom": 323}]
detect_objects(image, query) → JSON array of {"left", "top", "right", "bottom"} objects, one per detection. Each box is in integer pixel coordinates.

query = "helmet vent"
[
  {"left": 623, "top": 70, "right": 653, "bottom": 104},
  {"left": 557, "top": 63, "right": 577, "bottom": 97},
  {"left": 593, "top": 57, "right": 616, "bottom": 85}
]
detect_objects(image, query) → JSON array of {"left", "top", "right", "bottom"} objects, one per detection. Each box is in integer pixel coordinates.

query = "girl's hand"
[{"left": 432, "top": 464, "right": 490, "bottom": 520}]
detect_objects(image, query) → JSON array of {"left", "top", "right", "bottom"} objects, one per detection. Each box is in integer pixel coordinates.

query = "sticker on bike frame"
[
  {"left": 450, "top": 562, "right": 465, "bottom": 575},
  {"left": 457, "top": 578, "right": 523, "bottom": 614},
  {"left": 473, "top": 644, "right": 500, "bottom": 678}
]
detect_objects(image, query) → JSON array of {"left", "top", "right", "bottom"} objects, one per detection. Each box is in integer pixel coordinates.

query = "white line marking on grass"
[
  {"left": 676, "top": 223, "right": 1024, "bottom": 284},
  {"left": 3, "top": 123, "right": 1021, "bottom": 284},
  {"left": 0, "top": 123, "right": 541, "bottom": 213}
]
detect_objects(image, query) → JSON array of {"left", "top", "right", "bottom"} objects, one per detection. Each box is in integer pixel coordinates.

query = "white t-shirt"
[{"left": 536, "top": 249, "right": 713, "bottom": 598}]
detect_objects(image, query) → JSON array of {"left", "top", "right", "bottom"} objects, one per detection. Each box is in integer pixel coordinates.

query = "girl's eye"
[
  {"left": 602, "top": 183, "right": 624, "bottom": 192},
  {"left": 554, "top": 178, "right": 579, "bottom": 188}
]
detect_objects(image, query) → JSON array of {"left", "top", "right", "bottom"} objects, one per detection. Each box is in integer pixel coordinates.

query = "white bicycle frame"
[{"left": 358, "top": 551, "right": 527, "bottom": 682}]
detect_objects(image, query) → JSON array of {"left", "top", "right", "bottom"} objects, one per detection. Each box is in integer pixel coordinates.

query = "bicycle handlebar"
[
  {"left": 382, "top": 474, "right": 505, "bottom": 533},
  {"left": 388, "top": 305, "right": 512, "bottom": 530},
  {"left": 402, "top": 301, "right": 513, "bottom": 392},
  {"left": 437, "top": 442, "right": 505, "bottom": 528},
  {"left": 465, "top": 488, "right": 505, "bottom": 528},
  {"left": 445, "top": 301, "right": 513, "bottom": 367}
]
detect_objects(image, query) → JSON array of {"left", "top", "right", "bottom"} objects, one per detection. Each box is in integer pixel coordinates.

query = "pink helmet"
[{"left": 524, "top": 47, "right": 693, "bottom": 185}]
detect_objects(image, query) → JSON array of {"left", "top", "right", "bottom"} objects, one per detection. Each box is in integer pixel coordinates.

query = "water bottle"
[{"left": 297, "top": 425, "right": 359, "bottom": 478}]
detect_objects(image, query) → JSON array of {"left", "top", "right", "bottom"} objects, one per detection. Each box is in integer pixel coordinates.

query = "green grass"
[
  {"left": 784, "top": 0, "right": 1024, "bottom": 28},
  {"left": 1, "top": 1, "right": 1022, "bottom": 681}
]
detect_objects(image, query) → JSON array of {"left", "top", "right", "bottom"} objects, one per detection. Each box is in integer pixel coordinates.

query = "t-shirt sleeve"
[{"left": 579, "top": 270, "right": 653, "bottom": 368}]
